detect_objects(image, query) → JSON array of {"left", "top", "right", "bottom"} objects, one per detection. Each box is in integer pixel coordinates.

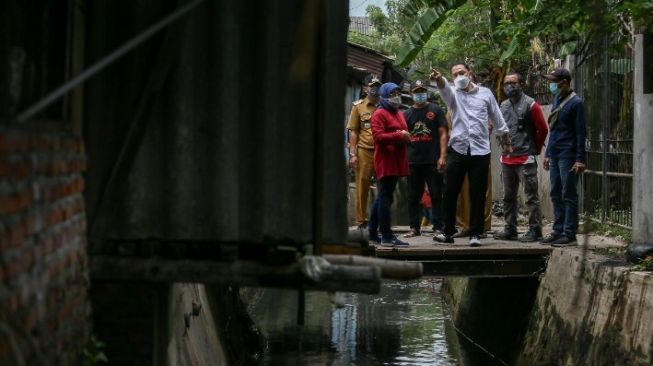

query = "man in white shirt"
[{"left": 431, "top": 63, "right": 511, "bottom": 246}]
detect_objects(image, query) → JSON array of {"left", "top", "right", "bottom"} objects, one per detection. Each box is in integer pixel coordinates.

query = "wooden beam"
[{"left": 91, "top": 256, "right": 381, "bottom": 294}]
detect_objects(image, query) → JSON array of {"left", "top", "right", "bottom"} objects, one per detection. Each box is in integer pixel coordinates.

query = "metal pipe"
[{"left": 16, "top": 0, "right": 205, "bottom": 123}]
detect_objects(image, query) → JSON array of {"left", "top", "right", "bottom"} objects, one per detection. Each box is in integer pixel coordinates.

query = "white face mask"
[
  {"left": 454, "top": 75, "right": 470, "bottom": 89},
  {"left": 388, "top": 96, "right": 402, "bottom": 108}
]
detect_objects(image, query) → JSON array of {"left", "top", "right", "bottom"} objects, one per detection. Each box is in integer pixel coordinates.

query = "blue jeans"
[
  {"left": 549, "top": 158, "right": 579, "bottom": 237},
  {"left": 368, "top": 176, "right": 399, "bottom": 240}
]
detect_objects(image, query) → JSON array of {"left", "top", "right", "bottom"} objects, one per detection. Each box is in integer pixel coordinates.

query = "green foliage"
[
  {"left": 633, "top": 256, "right": 653, "bottom": 271},
  {"left": 395, "top": 0, "right": 468, "bottom": 66},
  {"left": 83, "top": 336, "right": 108, "bottom": 366},
  {"left": 581, "top": 219, "right": 632, "bottom": 244},
  {"left": 395, "top": 0, "right": 650, "bottom": 71}
]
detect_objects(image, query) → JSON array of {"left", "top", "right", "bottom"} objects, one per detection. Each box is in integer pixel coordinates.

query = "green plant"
[
  {"left": 633, "top": 256, "right": 653, "bottom": 271},
  {"left": 580, "top": 219, "right": 633, "bottom": 243},
  {"left": 82, "top": 336, "right": 108, "bottom": 366}
]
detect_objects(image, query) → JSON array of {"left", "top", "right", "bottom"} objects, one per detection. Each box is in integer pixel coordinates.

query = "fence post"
[{"left": 601, "top": 36, "right": 609, "bottom": 225}]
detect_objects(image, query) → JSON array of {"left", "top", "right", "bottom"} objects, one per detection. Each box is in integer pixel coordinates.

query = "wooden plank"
[
  {"left": 374, "top": 244, "right": 552, "bottom": 259},
  {"left": 371, "top": 231, "right": 552, "bottom": 259}
]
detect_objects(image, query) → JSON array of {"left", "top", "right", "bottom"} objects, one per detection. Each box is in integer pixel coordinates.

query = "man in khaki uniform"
[{"left": 347, "top": 76, "right": 381, "bottom": 228}]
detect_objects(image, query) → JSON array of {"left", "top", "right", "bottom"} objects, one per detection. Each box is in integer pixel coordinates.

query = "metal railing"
[{"left": 576, "top": 35, "right": 634, "bottom": 228}]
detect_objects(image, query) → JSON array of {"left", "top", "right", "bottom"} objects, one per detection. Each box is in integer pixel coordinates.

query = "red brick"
[
  {"left": 0, "top": 158, "right": 9, "bottom": 177},
  {"left": 9, "top": 225, "right": 25, "bottom": 247},
  {"left": 0, "top": 133, "right": 6, "bottom": 152},
  {"left": 4, "top": 261, "right": 19, "bottom": 283}
]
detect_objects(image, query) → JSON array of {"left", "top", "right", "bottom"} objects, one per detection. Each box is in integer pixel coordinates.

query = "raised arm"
[{"left": 430, "top": 69, "right": 455, "bottom": 109}]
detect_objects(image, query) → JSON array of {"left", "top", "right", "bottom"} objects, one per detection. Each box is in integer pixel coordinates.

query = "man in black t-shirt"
[{"left": 402, "top": 80, "right": 449, "bottom": 237}]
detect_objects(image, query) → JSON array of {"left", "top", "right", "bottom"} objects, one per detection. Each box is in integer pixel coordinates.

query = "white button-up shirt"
[{"left": 437, "top": 77, "right": 509, "bottom": 155}]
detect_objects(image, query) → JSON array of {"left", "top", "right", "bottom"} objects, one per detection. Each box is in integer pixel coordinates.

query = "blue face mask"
[
  {"left": 549, "top": 82, "right": 560, "bottom": 95},
  {"left": 413, "top": 92, "right": 427, "bottom": 104}
]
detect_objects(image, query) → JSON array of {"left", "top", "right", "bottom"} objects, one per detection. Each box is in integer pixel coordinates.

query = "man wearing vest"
[
  {"left": 541, "top": 68, "right": 587, "bottom": 247},
  {"left": 494, "top": 72, "right": 549, "bottom": 242},
  {"left": 348, "top": 76, "right": 382, "bottom": 228}
]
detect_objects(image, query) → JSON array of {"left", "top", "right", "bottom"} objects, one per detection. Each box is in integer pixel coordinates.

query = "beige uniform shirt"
[{"left": 346, "top": 98, "right": 377, "bottom": 150}]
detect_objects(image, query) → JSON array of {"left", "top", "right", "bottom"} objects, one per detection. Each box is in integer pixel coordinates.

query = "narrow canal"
[{"left": 250, "top": 279, "right": 507, "bottom": 365}]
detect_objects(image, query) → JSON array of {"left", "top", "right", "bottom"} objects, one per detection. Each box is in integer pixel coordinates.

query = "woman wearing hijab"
[{"left": 367, "top": 83, "right": 411, "bottom": 246}]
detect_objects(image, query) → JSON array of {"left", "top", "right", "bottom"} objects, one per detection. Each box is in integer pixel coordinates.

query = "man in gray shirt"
[{"left": 431, "top": 63, "right": 511, "bottom": 246}]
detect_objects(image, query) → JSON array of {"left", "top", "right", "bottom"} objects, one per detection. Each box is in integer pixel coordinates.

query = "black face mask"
[{"left": 503, "top": 84, "right": 521, "bottom": 97}]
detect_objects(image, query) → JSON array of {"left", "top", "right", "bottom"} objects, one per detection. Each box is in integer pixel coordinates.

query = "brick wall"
[{"left": 0, "top": 127, "right": 90, "bottom": 365}]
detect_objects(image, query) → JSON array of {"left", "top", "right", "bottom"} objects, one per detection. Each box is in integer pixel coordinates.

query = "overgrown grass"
[{"left": 580, "top": 219, "right": 632, "bottom": 243}]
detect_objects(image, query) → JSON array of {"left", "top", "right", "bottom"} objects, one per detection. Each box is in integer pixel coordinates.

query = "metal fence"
[{"left": 576, "top": 35, "right": 634, "bottom": 228}]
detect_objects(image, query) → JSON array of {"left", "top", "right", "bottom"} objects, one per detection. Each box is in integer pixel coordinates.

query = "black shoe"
[
  {"left": 433, "top": 233, "right": 454, "bottom": 243},
  {"left": 369, "top": 232, "right": 381, "bottom": 244},
  {"left": 381, "top": 236, "right": 409, "bottom": 247},
  {"left": 519, "top": 228, "right": 543, "bottom": 242},
  {"left": 551, "top": 235, "right": 577, "bottom": 247},
  {"left": 469, "top": 235, "right": 481, "bottom": 247},
  {"left": 494, "top": 230, "right": 518, "bottom": 240},
  {"left": 540, "top": 232, "right": 562, "bottom": 245}
]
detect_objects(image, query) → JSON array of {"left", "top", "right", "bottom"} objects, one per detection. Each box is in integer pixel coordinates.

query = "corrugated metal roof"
[{"left": 347, "top": 43, "right": 391, "bottom": 77}]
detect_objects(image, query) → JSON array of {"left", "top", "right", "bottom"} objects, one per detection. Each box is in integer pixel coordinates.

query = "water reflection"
[{"left": 253, "top": 279, "right": 466, "bottom": 365}]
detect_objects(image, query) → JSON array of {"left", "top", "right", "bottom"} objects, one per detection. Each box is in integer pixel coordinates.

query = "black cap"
[
  {"left": 543, "top": 68, "right": 572, "bottom": 82},
  {"left": 364, "top": 74, "right": 381, "bottom": 87},
  {"left": 410, "top": 79, "right": 428, "bottom": 92}
]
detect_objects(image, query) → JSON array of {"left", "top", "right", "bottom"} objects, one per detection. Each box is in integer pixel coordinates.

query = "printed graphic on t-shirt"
[{"left": 410, "top": 121, "right": 433, "bottom": 142}]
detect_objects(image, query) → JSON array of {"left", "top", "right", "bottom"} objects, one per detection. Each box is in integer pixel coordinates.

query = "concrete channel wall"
[
  {"left": 517, "top": 249, "right": 653, "bottom": 366},
  {"left": 443, "top": 249, "right": 653, "bottom": 366}
]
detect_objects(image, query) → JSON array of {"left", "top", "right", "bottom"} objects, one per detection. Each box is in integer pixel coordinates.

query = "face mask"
[
  {"left": 549, "top": 82, "right": 560, "bottom": 95},
  {"left": 503, "top": 84, "right": 520, "bottom": 97},
  {"left": 413, "top": 92, "right": 427, "bottom": 104},
  {"left": 454, "top": 75, "right": 470, "bottom": 89},
  {"left": 387, "top": 95, "right": 402, "bottom": 108}
]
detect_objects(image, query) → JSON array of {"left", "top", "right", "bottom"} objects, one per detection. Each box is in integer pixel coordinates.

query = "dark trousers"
[
  {"left": 368, "top": 176, "right": 399, "bottom": 240},
  {"left": 549, "top": 158, "right": 579, "bottom": 237},
  {"left": 443, "top": 148, "right": 491, "bottom": 237},
  {"left": 501, "top": 162, "right": 542, "bottom": 232},
  {"left": 407, "top": 164, "right": 443, "bottom": 231}
]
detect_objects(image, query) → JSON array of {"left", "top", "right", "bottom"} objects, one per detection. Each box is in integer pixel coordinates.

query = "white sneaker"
[{"left": 469, "top": 236, "right": 481, "bottom": 247}]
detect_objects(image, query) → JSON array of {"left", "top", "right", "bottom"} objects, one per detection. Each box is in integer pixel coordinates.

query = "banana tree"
[{"left": 395, "top": 0, "right": 469, "bottom": 66}]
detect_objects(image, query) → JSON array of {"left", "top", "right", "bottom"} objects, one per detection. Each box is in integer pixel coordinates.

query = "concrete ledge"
[{"left": 517, "top": 248, "right": 653, "bottom": 365}]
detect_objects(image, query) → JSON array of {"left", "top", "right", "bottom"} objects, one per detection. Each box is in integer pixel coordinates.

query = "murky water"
[{"left": 250, "top": 279, "right": 501, "bottom": 365}]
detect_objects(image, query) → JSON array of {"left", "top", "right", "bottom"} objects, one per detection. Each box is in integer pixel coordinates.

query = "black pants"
[
  {"left": 443, "top": 148, "right": 491, "bottom": 237},
  {"left": 407, "top": 164, "right": 443, "bottom": 231}
]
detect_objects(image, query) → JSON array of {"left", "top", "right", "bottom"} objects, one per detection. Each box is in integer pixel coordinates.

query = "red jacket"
[{"left": 371, "top": 108, "right": 409, "bottom": 179}]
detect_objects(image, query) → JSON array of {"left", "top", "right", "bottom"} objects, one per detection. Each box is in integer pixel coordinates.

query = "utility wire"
[
  {"left": 349, "top": 0, "right": 371, "bottom": 12},
  {"left": 347, "top": 25, "right": 498, "bottom": 62}
]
